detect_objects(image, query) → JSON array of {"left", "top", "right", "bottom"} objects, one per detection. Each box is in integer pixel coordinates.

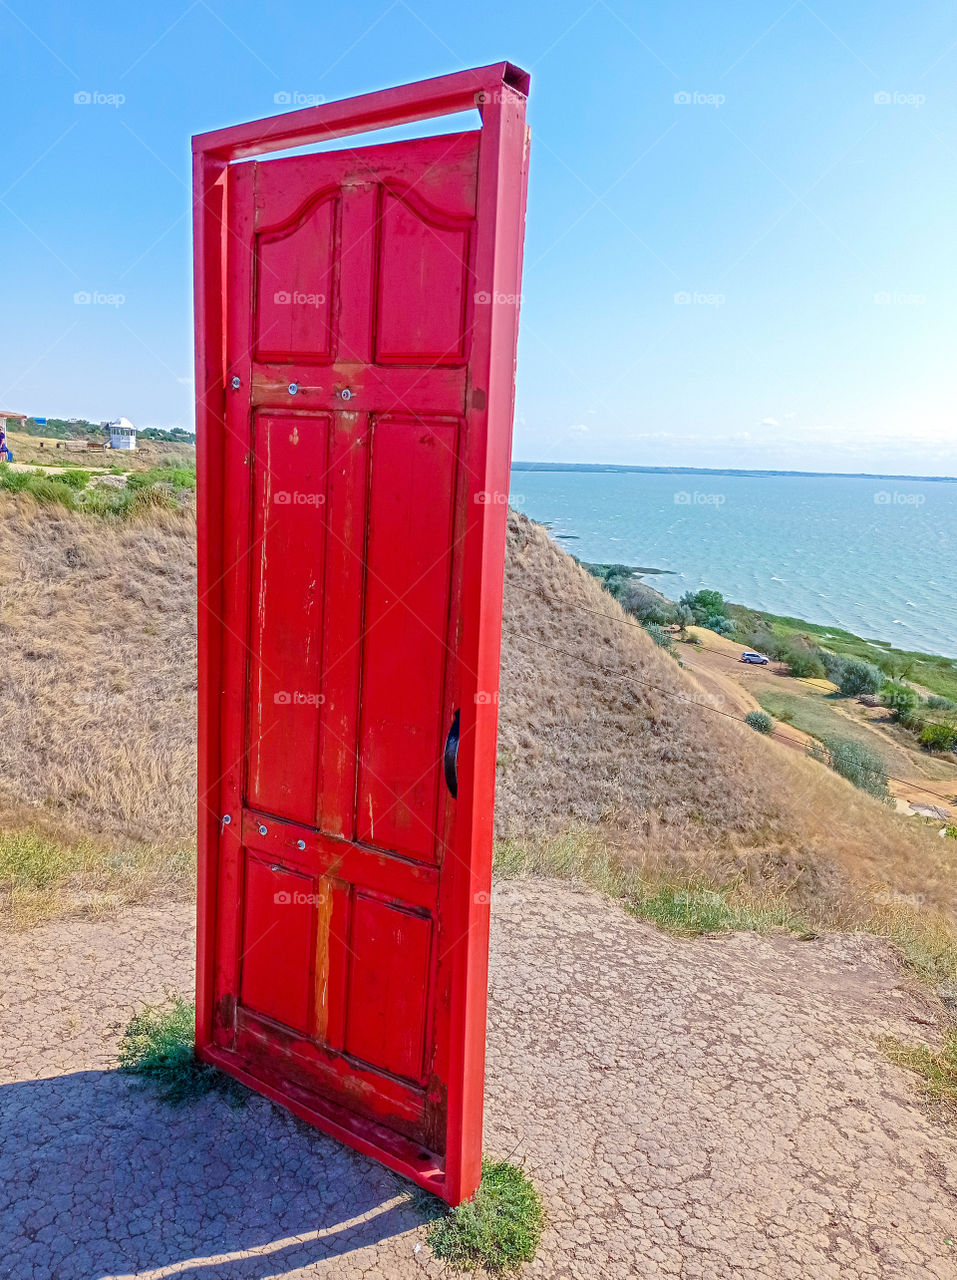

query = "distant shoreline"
[{"left": 511, "top": 461, "right": 957, "bottom": 483}]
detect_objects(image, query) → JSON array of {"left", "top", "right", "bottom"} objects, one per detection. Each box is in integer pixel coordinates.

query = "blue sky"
[{"left": 1, "top": 0, "right": 955, "bottom": 475}]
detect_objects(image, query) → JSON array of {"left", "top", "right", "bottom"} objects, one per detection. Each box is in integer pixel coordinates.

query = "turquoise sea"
[{"left": 509, "top": 469, "right": 957, "bottom": 660}]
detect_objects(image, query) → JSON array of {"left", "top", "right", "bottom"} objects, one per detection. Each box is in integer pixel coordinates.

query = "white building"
[{"left": 108, "top": 417, "right": 137, "bottom": 451}]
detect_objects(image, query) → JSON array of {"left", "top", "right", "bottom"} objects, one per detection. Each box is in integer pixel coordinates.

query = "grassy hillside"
[
  {"left": 0, "top": 497, "right": 196, "bottom": 845},
  {"left": 498, "top": 512, "right": 952, "bottom": 917},
  {"left": 0, "top": 495, "right": 952, "bottom": 938},
  {"left": 729, "top": 603, "right": 957, "bottom": 702}
]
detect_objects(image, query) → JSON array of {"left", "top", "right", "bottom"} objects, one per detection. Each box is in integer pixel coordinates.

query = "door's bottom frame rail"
[{"left": 197, "top": 1041, "right": 448, "bottom": 1196}]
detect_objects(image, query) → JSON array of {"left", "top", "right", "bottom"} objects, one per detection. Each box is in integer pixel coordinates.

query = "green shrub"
[
  {"left": 58, "top": 468, "right": 91, "bottom": 490},
  {"left": 126, "top": 464, "right": 196, "bottom": 492},
  {"left": 919, "top": 723, "right": 957, "bottom": 753},
  {"left": 838, "top": 658, "right": 885, "bottom": 697},
  {"left": 125, "top": 485, "right": 180, "bottom": 515},
  {"left": 119, "top": 996, "right": 246, "bottom": 1105},
  {"left": 881, "top": 682, "right": 923, "bottom": 730},
  {"left": 702, "top": 613, "right": 736, "bottom": 637},
  {"left": 35, "top": 477, "right": 79, "bottom": 507},
  {"left": 627, "top": 882, "right": 808, "bottom": 936},
  {"left": 820, "top": 651, "right": 847, "bottom": 683},
  {"left": 425, "top": 1160, "right": 544, "bottom": 1273},
  {"left": 643, "top": 623, "right": 672, "bottom": 648},
  {"left": 0, "top": 465, "right": 81, "bottom": 510},
  {"left": 927, "top": 695, "right": 957, "bottom": 712},
  {"left": 782, "top": 644, "right": 826, "bottom": 680},
  {"left": 0, "top": 464, "right": 30, "bottom": 493},
  {"left": 744, "top": 711, "right": 773, "bottom": 735},
  {"left": 634, "top": 601, "right": 668, "bottom": 625},
  {"left": 679, "top": 589, "right": 733, "bottom": 633},
  {"left": 616, "top": 580, "right": 673, "bottom": 624},
  {"left": 76, "top": 487, "right": 128, "bottom": 516},
  {"left": 812, "top": 737, "right": 890, "bottom": 800},
  {"left": 674, "top": 604, "right": 695, "bottom": 632}
]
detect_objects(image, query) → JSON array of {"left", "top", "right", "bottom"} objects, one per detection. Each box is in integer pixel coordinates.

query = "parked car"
[{"left": 741, "top": 651, "right": 770, "bottom": 665}]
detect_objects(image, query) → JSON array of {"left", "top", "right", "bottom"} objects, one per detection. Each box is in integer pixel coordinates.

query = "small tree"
[
  {"left": 783, "top": 644, "right": 826, "bottom": 680},
  {"left": 675, "top": 604, "right": 695, "bottom": 634},
  {"left": 744, "top": 711, "right": 773, "bottom": 735},
  {"left": 838, "top": 658, "right": 884, "bottom": 697},
  {"left": 693, "top": 588, "right": 726, "bottom": 615},
  {"left": 679, "top": 588, "right": 729, "bottom": 626}
]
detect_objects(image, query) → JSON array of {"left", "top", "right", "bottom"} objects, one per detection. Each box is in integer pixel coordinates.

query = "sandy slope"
[{"left": 677, "top": 627, "right": 957, "bottom": 820}]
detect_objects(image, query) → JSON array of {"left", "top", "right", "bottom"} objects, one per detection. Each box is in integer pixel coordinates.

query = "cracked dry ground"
[{"left": 2, "top": 880, "right": 956, "bottom": 1280}]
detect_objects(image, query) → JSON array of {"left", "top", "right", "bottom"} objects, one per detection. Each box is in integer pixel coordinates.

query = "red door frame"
[{"left": 192, "top": 64, "right": 529, "bottom": 1204}]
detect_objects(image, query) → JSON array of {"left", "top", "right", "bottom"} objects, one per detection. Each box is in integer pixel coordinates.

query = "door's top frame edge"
[{"left": 193, "top": 62, "right": 529, "bottom": 164}]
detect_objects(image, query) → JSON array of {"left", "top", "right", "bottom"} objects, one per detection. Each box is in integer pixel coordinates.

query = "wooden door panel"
[
  {"left": 240, "top": 855, "right": 316, "bottom": 1035},
  {"left": 254, "top": 193, "right": 339, "bottom": 362},
  {"left": 357, "top": 415, "right": 458, "bottom": 859},
  {"left": 315, "top": 412, "right": 368, "bottom": 836},
  {"left": 344, "top": 894, "right": 434, "bottom": 1082},
  {"left": 374, "top": 190, "right": 472, "bottom": 364},
  {"left": 246, "top": 412, "right": 330, "bottom": 824}
]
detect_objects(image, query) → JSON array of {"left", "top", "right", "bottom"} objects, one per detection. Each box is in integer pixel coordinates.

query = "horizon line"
[{"left": 510, "top": 461, "right": 957, "bottom": 483}]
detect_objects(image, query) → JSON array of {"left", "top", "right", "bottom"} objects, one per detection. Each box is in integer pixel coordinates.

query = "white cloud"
[
  {"left": 760, "top": 417, "right": 779, "bottom": 427},
  {"left": 568, "top": 423, "right": 589, "bottom": 433}
]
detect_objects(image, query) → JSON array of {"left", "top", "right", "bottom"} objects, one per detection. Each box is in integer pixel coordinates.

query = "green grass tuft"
[
  {"left": 426, "top": 1159, "right": 544, "bottom": 1274},
  {"left": 126, "top": 464, "right": 196, "bottom": 491},
  {"left": 876, "top": 912, "right": 957, "bottom": 988},
  {"left": 883, "top": 1030, "right": 957, "bottom": 1111},
  {"left": 0, "top": 459, "right": 193, "bottom": 519},
  {"left": 0, "top": 828, "right": 195, "bottom": 927},
  {"left": 626, "top": 882, "right": 809, "bottom": 937},
  {"left": 494, "top": 834, "right": 811, "bottom": 940},
  {"left": 0, "top": 829, "right": 79, "bottom": 890},
  {"left": 119, "top": 996, "right": 247, "bottom": 1105}
]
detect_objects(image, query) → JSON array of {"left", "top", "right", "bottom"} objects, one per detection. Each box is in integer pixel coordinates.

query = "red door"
[{"left": 192, "top": 67, "right": 529, "bottom": 1204}]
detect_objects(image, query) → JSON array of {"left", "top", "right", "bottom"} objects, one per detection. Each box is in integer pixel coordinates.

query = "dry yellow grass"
[
  {"left": 0, "top": 496, "right": 196, "bottom": 845},
  {"left": 0, "top": 495, "right": 952, "bottom": 940}
]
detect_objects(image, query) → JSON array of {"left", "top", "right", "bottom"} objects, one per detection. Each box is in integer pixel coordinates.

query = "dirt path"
[
  {"left": 678, "top": 638, "right": 818, "bottom": 755},
  {"left": 2, "top": 881, "right": 956, "bottom": 1279},
  {"left": 678, "top": 634, "right": 957, "bottom": 818}
]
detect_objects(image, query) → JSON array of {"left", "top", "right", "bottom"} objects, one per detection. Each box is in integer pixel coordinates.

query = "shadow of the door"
[{"left": 0, "top": 1068, "right": 425, "bottom": 1279}]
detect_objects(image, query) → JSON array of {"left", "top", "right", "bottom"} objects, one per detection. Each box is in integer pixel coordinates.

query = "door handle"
[{"left": 443, "top": 708, "right": 460, "bottom": 799}]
